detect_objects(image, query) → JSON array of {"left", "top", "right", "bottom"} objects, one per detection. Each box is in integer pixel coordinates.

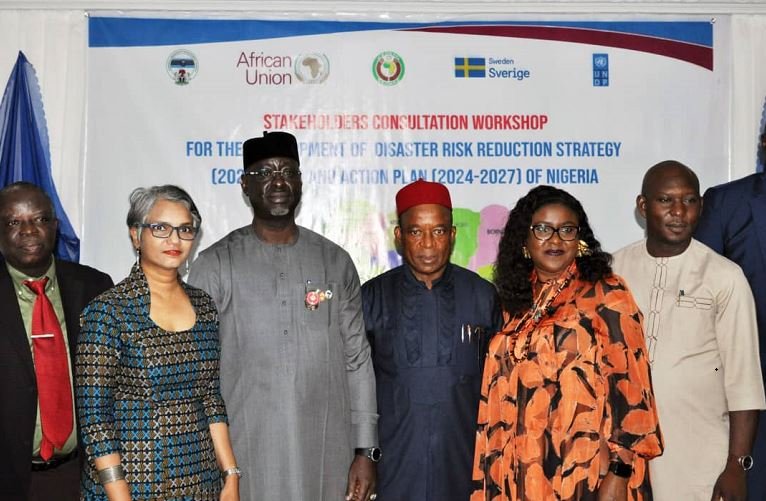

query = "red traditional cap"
[{"left": 395, "top": 179, "right": 452, "bottom": 216}]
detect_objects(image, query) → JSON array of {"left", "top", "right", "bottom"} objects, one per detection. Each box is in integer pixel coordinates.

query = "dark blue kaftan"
[{"left": 362, "top": 264, "right": 501, "bottom": 501}]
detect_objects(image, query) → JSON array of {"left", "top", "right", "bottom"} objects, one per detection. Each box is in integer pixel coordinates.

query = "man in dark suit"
[
  {"left": 696, "top": 130, "right": 766, "bottom": 501},
  {"left": 0, "top": 182, "right": 112, "bottom": 501}
]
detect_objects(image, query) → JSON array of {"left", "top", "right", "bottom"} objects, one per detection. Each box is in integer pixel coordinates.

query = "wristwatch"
[
  {"left": 355, "top": 447, "right": 382, "bottom": 463},
  {"left": 608, "top": 460, "right": 633, "bottom": 478},
  {"left": 737, "top": 455, "right": 754, "bottom": 471},
  {"left": 221, "top": 466, "right": 242, "bottom": 481}
]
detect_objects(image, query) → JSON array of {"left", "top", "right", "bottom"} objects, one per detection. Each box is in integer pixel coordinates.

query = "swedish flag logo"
[{"left": 454, "top": 57, "right": 486, "bottom": 78}]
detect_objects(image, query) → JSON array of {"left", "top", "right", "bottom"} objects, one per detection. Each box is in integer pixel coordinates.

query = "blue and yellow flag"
[{"left": 454, "top": 57, "right": 486, "bottom": 78}]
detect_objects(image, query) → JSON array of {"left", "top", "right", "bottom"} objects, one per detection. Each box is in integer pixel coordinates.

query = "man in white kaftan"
[{"left": 613, "top": 160, "right": 765, "bottom": 501}]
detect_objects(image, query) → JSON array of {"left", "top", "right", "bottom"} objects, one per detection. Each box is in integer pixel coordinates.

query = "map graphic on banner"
[{"left": 83, "top": 16, "right": 728, "bottom": 283}]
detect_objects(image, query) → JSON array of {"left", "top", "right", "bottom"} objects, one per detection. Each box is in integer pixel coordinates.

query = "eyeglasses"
[
  {"left": 529, "top": 224, "right": 579, "bottom": 241},
  {"left": 243, "top": 166, "right": 301, "bottom": 181},
  {"left": 136, "top": 222, "right": 198, "bottom": 240}
]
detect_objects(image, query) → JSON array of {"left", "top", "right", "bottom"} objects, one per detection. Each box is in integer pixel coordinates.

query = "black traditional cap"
[{"left": 242, "top": 131, "right": 300, "bottom": 168}]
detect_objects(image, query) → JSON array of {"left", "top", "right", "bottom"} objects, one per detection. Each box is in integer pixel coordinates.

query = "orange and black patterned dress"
[{"left": 472, "top": 266, "right": 663, "bottom": 501}]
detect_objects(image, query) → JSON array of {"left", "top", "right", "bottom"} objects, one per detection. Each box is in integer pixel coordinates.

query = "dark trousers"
[
  {"left": 28, "top": 455, "right": 80, "bottom": 501},
  {"left": 748, "top": 411, "right": 766, "bottom": 501}
]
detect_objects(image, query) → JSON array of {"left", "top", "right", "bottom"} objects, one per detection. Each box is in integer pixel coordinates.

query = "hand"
[
  {"left": 345, "top": 454, "right": 377, "bottom": 501},
  {"left": 710, "top": 461, "right": 747, "bottom": 501},
  {"left": 220, "top": 475, "right": 239, "bottom": 501},
  {"left": 597, "top": 473, "right": 628, "bottom": 501}
]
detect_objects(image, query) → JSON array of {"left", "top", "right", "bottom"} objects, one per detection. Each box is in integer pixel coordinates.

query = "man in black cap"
[{"left": 189, "top": 131, "right": 379, "bottom": 501}]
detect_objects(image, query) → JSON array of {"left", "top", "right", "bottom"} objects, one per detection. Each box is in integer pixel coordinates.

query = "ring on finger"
[{"left": 370, "top": 494, "right": 378, "bottom": 501}]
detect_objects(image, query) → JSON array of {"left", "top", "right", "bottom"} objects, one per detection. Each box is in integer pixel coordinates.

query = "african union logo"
[
  {"left": 167, "top": 49, "right": 198, "bottom": 85},
  {"left": 294, "top": 53, "right": 330, "bottom": 84},
  {"left": 454, "top": 57, "right": 486, "bottom": 78},
  {"left": 372, "top": 51, "right": 405, "bottom": 86}
]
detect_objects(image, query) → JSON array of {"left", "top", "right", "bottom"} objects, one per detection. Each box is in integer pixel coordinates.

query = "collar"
[
  {"left": 402, "top": 262, "right": 454, "bottom": 290},
  {"left": 6, "top": 260, "right": 58, "bottom": 300}
]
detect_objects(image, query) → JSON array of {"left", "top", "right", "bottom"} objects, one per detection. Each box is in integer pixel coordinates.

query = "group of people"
[{"left": 0, "top": 129, "right": 765, "bottom": 501}]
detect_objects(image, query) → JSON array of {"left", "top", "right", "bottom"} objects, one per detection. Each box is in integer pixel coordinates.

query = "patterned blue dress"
[{"left": 75, "top": 265, "right": 227, "bottom": 500}]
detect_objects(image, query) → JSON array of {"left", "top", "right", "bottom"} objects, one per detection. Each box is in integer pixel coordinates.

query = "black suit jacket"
[
  {"left": 696, "top": 172, "right": 766, "bottom": 374},
  {"left": 0, "top": 258, "right": 112, "bottom": 500}
]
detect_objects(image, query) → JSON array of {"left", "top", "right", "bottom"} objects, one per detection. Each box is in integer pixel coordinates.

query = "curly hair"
[{"left": 494, "top": 185, "right": 612, "bottom": 315}]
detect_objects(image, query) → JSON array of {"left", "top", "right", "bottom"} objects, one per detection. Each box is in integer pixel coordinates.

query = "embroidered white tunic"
[{"left": 613, "top": 239, "right": 765, "bottom": 500}]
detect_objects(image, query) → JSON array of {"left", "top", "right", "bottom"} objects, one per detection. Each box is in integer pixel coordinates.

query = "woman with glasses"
[
  {"left": 472, "top": 185, "right": 662, "bottom": 501},
  {"left": 75, "top": 185, "right": 239, "bottom": 501}
]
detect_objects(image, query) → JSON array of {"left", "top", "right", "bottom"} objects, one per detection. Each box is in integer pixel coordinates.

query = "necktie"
[{"left": 24, "top": 277, "right": 73, "bottom": 460}]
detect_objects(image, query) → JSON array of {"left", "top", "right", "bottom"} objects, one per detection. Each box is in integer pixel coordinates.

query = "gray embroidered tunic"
[{"left": 188, "top": 226, "right": 378, "bottom": 501}]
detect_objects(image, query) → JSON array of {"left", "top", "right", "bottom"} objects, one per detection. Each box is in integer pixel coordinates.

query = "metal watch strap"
[{"left": 222, "top": 466, "right": 242, "bottom": 480}]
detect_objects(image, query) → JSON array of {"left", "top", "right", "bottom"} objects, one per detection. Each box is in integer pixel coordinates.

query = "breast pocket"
[
  {"left": 672, "top": 293, "right": 717, "bottom": 355},
  {"left": 296, "top": 282, "right": 334, "bottom": 362}
]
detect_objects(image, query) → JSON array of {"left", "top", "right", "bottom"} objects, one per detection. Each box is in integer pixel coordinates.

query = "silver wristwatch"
[
  {"left": 737, "top": 455, "right": 754, "bottom": 471},
  {"left": 355, "top": 447, "right": 382, "bottom": 463},
  {"left": 222, "top": 466, "right": 242, "bottom": 480}
]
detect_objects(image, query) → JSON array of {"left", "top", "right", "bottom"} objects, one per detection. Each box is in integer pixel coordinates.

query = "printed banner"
[{"left": 84, "top": 16, "right": 729, "bottom": 283}]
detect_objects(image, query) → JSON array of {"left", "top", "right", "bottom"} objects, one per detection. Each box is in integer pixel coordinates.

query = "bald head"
[
  {"left": 0, "top": 182, "right": 58, "bottom": 276},
  {"left": 0, "top": 182, "right": 54, "bottom": 214},
  {"left": 641, "top": 160, "right": 700, "bottom": 198},
  {"left": 637, "top": 160, "right": 702, "bottom": 258}
]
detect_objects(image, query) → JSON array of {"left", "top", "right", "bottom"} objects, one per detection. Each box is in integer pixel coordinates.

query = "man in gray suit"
[{"left": 189, "top": 131, "right": 379, "bottom": 501}]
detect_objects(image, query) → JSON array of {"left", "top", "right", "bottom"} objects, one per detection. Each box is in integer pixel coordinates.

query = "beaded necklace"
[{"left": 505, "top": 262, "right": 576, "bottom": 362}]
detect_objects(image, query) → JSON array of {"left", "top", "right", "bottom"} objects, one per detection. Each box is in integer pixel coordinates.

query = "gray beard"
[{"left": 270, "top": 207, "right": 290, "bottom": 217}]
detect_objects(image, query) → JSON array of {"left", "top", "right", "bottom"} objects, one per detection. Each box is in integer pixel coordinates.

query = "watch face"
[
  {"left": 370, "top": 447, "right": 382, "bottom": 462},
  {"left": 740, "top": 456, "right": 754, "bottom": 470}
]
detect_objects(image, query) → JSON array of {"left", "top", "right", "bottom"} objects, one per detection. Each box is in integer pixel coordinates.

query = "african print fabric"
[
  {"left": 75, "top": 265, "right": 227, "bottom": 500},
  {"left": 472, "top": 268, "right": 662, "bottom": 501}
]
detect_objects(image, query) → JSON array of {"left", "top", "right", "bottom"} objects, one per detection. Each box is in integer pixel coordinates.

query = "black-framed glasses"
[
  {"left": 136, "top": 222, "right": 198, "bottom": 240},
  {"left": 243, "top": 166, "right": 301, "bottom": 181},
  {"left": 529, "top": 224, "right": 579, "bottom": 241}
]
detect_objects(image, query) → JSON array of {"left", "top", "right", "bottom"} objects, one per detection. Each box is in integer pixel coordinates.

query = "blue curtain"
[{"left": 0, "top": 51, "right": 80, "bottom": 262}]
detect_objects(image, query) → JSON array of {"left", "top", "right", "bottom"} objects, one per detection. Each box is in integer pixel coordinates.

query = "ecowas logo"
[
  {"left": 167, "top": 49, "right": 198, "bottom": 85},
  {"left": 236, "top": 51, "right": 330, "bottom": 86},
  {"left": 454, "top": 56, "right": 531, "bottom": 81},
  {"left": 372, "top": 51, "right": 405, "bottom": 86}
]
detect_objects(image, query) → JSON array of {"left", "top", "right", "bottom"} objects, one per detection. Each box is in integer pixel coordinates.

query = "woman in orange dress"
[{"left": 472, "top": 186, "right": 662, "bottom": 501}]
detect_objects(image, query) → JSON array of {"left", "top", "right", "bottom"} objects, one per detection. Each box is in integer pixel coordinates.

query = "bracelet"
[
  {"left": 222, "top": 466, "right": 242, "bottom": 481},
  {"left": 97, "top": 464, "right": 126, "bottom": 485}
]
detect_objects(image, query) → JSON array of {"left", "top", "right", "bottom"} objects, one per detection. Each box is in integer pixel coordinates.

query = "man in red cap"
[{"left": 361, "top": 179, "right": 501, "bottom": 500}]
